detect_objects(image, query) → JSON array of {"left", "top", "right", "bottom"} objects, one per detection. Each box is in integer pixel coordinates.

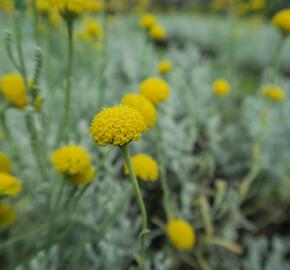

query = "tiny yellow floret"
[
  {"left": 0, "top": 152, "right": 12, "bottom": 173},
  {"left": 157, "top": 60, "right": 173, "bottom": 75},
  {"left": 212, "top": 79, "right": 231, "bottom": 96},
  {"left": 124, "top": 154, "right": 158, "bottom": 181},
  {"left": 149, "top": 23, "right": 167, "bottom": 40},
  {"left": 139, "top": 13, "right": 157, "bottom": 29},
  {"left": 262, "top": 86, "right": 285, "bottom": 102},
  {"left": 122, "top": 93, "right": 157, "bottom": 130},
  {"left": 0, "top": 73, "right": 28, "bottom": 109},
  {"left": 140, "top": 77, "right": 170, "bottom": 105},
  {"left": 90, "top": 105, "right": 146, "bottom": 146},
  {"left": 272, "top": 9, "right": 290, "bottom": 33},
  {"left": 0, "top": 203, "right": 15, "bottom": 227},
  {"left": 0, "top": 173, "right": 22, "bottom": 197},
  {"left": 166, "top": 218, "right": 195, "bottom": 250}
]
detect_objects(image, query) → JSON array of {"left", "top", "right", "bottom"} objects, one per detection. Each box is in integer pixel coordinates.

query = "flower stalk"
[{"left": 121, "top": 145, "right": 148, "bottom": 269}]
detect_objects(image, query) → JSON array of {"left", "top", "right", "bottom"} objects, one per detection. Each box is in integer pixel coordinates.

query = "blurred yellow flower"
[
  {"left": 0, "top": 203, "right": 15, "bottom": 228},
  {"left": 0, "top": 173, "right": 22, "bottom": 197},
  {"left": 50, "top": 0, "right": 88, "bottom": 17},
  {"left": 272, "top": 9, "right": 290, "bottom": 33},
  {"left": 0, "top": 0, "right": 13, "bottom": 13},
  {"left": 124, "top": 154, "right": 158, "bottom": 182},
  {"left": 36, "top": 0, "right": 50, "bottom": 14},
  {"left": 166, "top": 218, "right": 195, "bottom": 250},
  {"left": 140, "top": 77, "right": 170, "bottom": 105},
  {"left": 149, "top": 23, "right": 167, "bottom": 40},
  {"left": 139, "top": 13, "right": 157, "bottom": 29},
  {"left": 85, "top": 0, "right": 104, "bottom": 12},
  {"left": 157, "top": 59, "right": 173, "bottom": 75},
  {"left": 90, "top": 105, "right": 146, "bottom": 146},
  {"left": 251, "top": 0, "right": 265, "bottom": 11},
  {"left": 78, "top": 18, "right": 103, "bottom": 42},
  {"left": 0, "top": 152, "right": 12, "bottom": 173},
  {"left": 212, "top": 79, "right": 231, "bottom": 96},
  {"left": 0, "top": 73, "right": 28, "bottom": 109},
  {"left": 262, "top": 86, "right": 285, "bottom": 102},
  {"left": 122, "top": 93, "right": 157, "bottom": 130},
  {"left": 51, "top": 145, "right": 94, "bottom": 185}
]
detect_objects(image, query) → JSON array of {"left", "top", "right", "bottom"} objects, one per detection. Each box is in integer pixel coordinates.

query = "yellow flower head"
[
  {"left": 122, "top": 93, "right": 157, "bottom": 130},
  {"left": 251, "top": 0, "right": 265, "bottom": 11},
  {"left": 36, "top": 0, "right": 50, "bottom": 15},
  {"left": 157, "top": 59, "right": 173, "bottom": 75},
  {"left": 124, "top": 154, "right": 158, "bottom": 181},
  {"left": 90, "top": 105, "right": 146, "bottom": 146},
  {"left": 166, "top": 218, "right": 195, "bottom": 250},
  {"left": 0, "top": 203, "right": 15, "bottom": 228},
  {"left": 0, "top": 152, "right": 12, "bottom": 173},
  {"left": 272, "top": 9, "right": 290, "bottom": 33},
  {"left": 50, "top": 145, "right": 94, "bottom": 184},
  {"left": 0, "top": 0, "right": 14, "bottom": 13},
  {"left": 139, "top": 13, "right": 157, "bottom": 29},
  {"left": 85, "top": 0, "right": 104, "bottom": 12},
  {"left": 79, "top": 18, "right": 103, "bottom": 42},
  {"left": 50, "top": 0, "right": 88, "bottom": 17},
  {"left": 0, "top": 173, "right": 22, "bottom": 197},
  {"left": 140, "top": 77, "right": 170, "bottom": 105},
  {"left": 0, "top": 73, "right": 28, "bottom": 109},
  {"left": 149, "top": 23, "right": 167, "bottom": 40},
  {"left": 262, "top": 86, "right": 285, "bottom": 102},
  {"left": 212, "top": 79, "right": 231, "bottom": 96}
]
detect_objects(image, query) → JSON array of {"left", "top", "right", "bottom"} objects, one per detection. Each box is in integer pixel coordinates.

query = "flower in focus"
[
  {"left": 212, "top": 79, "right": 231, "bottom": 96},
  {"left": 0, "top": 173, "right": 22, "bottom": 197},
  {"left": 50, "top": 145, "right": 95, "bottom": 185},
  {"left": 0, "top": 153, "right": 12, "bottom": 173},
  {"left": 139, "top": 13, "right": 157, "bottom": 29},
  {"left": 166, "top": 218, "right": 195, "bottom": 250},
  {"left": 78, "top": 18, "right": 103, "bottom": 43},
  {"left": 122, "top": 93, "right": 157, "bottom": 130},
  {"left": 0, "top": 73, "right": 28, "bottom": 109},
  {"left": 262, "top": 86, "right": 285, "bottom": 102},
  {"left": 140, "top": 77, "right": 170, "bottom": 105},
  {"left": 90, "top": 105, "right": 146, "bottom": 146},
  {"left": 124, "top": 154, "right": 158, "bottom": 182},
  {"left": 272, "top": 9, "right": 290, "bottom": 33},
  {"left": 0, "top": 203, "right": 15, "bottom": 228},
  {"left": 149, "top": 23, "right": 167, "bottom": 40},
  {"left": 157, "top": 59, "right": 173, "bottom": 75}
]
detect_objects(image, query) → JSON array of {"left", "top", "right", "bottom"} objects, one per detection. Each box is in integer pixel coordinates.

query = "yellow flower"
[
  {"left": 0, "top": 152, "right": 12, "bottom": 173},
  {"left": 0, "top": 173, "right": 22, "bottom": 197},
  {"left": 85, "top": 0, "right": 104, "bottom": 12},
  {"left": 262, "top": 86, "right": 285, "bottom": 102},
  {"left": 212, "top": 79, "right": 231, "bottom": 96},
  {"left": 140, "top": 77, "right": 170, "bottom": 105},
  {"left": 272, "top": 9, "right": 290, "bottom": 33},
  {"left": 0, "top": 0, "right": 13, "bottom": 13},
  {"left": 36, "top": 0, "right": 50, "bottom": 14},
  {"left": 79, "top": 18, "right": 103, "bottom": 42},
  {"left": 251, "top": 0, "right": 265, "bottom": 11},
  {"left": 68, "top": 165, "right": 95, "bottom": 185},
  {"left": 50, "top": 145, "right": 94, "bottom": 185},
  {"left": 149, "top": 23, "right": 167, "bottom": 40},
  {"left": 50, "top": 0, "right": 88, "bottom": 17},
  {"left": 166, "top": 218, "right": 195, "bottom": 250},
  {"left": 124, "top": 154, "right": 158, "bottom": 182},
  {"left": 139, "top": 13, "right": 157, "bottom": 29},
  {"left": 122, "top": 93, "right": 157, "bottom": 130},
  {"left": 90, "top": 105, "right": 146, "bottom": 146},
  {"left": 0, "top": 203, "right": 15, "bottom": 228},
  {"left": 157, "top": 60, "right": 173, "bottom": 75},
  {"left": 49, "top": 8, "right": 61, "bottom": 27},
  {"left": 0, "top": 73, "right": 28, "bottom": 109}
]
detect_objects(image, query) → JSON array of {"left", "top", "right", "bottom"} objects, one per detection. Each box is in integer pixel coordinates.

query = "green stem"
[
  {"left": 63, "top": 18, "right": 74, "bottom": 144},
  {"left": 31, "top": 0, "right": 39, "bottom": 43},
  {"left": 121, "top": 145, "right": 148, "bottom": 269},
  {"left": 155, "top": 122, "right": 173, "bottom": 220},
  {"left": 273, "top": 34, "right": 285, "bottom": 83}
]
